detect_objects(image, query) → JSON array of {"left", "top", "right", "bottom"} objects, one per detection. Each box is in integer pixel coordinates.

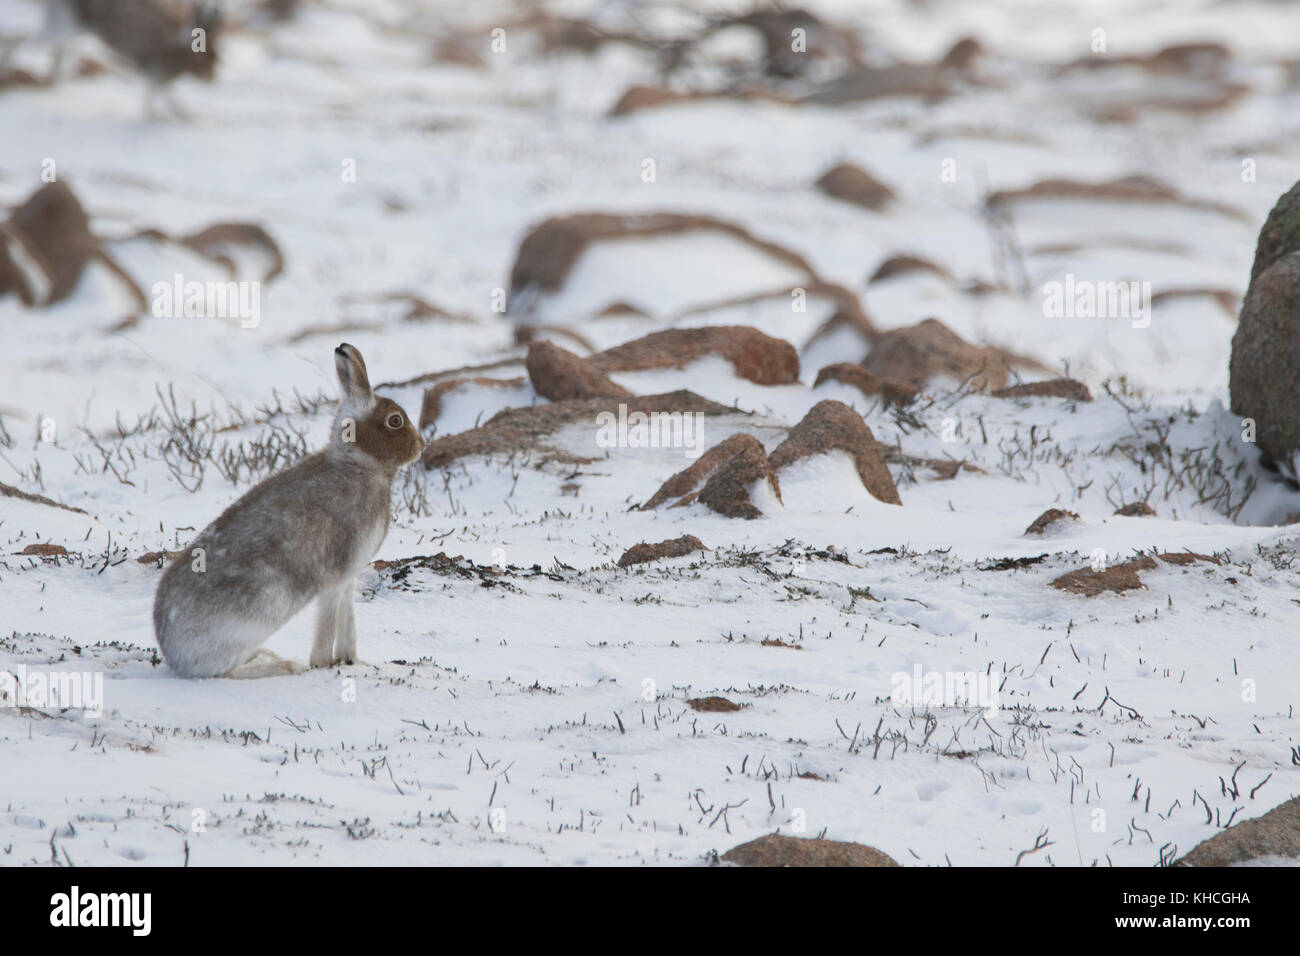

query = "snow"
[{"left": 1, "top": 0, "right": 1299, "bottom": 867}]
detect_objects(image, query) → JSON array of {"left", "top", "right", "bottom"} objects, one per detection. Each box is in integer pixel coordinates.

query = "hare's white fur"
[{"left": 153, "top": 344, "right": 423, "bottom": 678}]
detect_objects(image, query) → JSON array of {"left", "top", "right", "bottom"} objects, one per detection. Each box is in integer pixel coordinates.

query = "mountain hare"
[{"left": 153, "top": 344, "right": 423, "bottom": 678}]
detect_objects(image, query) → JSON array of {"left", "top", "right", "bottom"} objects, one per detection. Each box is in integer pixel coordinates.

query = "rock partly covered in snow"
[
  {"left": 642, "top": 433, "right": 780, "bottom": 519},
  {"left": 769, "top": 400, "right": 900, "bottom": 505},
  {"left": 526, "top": 340, "right": 634, "bottom": 401},
  {"left": 697, "top": 437, "right": 782, "bottom": 519},
  {"left": 1025, "top": 508, "right": 1079, "bottom": 535}
]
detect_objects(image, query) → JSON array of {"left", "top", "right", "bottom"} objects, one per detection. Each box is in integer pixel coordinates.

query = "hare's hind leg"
[
  {"left": 228, "top": 654, "right": 307, "bottom": 679},
  {"left": 333, "top": 586, "right": 358, "bottom": 665},
  {"left": 310, "top": 583, "right": 349, "bottom": 668}
]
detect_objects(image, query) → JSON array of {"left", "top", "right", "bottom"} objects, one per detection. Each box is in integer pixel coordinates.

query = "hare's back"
[{"left": 158, "top": 453, "right": 389, "bottom": 619}]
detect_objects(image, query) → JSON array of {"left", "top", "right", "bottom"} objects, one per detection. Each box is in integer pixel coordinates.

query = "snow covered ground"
[{"left": 1, "top": 0, "right": 1299, "bottom": 866}]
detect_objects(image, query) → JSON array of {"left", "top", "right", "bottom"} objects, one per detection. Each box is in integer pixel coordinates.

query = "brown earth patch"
[
  {"left": 1176, "top": 796, "right": 1300, "bottom": 867},
  {"left": 687, "top": 695, "right": 741, "bottom": 713},
  {"left": 1058, "top": 41, "right": 1230, "bottom": 77},
  {"left": 801, "top": 36, "right": 982, "bottom": 106},
  {"left": 609, "top": 84, "right": 794, "bottom": 116},
  {"left": 610, "top": 85, "right": 701, "bottom": 116},
  {"left": 885, "top": 451, "right": 983, "bottom": 480},
  {"left": 761, "top": 637, "right": 803, "bottom": 649},
  {"left": 588, "top": 326, "right": 800, "bottom": 385},
  {"left": 514, "top": 324, "right": 598, "bottom": 355},
  {"left": 0, "top": 481, "right": 88, "bottom": 514},
  {"left": 675, "top": 281, "right": 877, "bottom": 349},
  {"left": 1114, "top": 502, "right": 1157, "bottom": 517},
  {"left": 507, "top": 212, "right": 816, "bottom": 313},
  {"left": 814, "top": 363, "right": 916, "bottom": 406},
  {"left": 617, "top": 534, "right": 707, "bottom": 568},
  {"left": 419, "top": 377, "right": 526, "bottom": 430},
  {"left": 422, "top": 390, "right": 731, "bottom": 468},
  {"left": 1151, "top": 287, "right": 1239, "bottom": 317},
  {"left": 814, "top": 163, "right": 894, "bottom": 212},
  {"left": 596, "top": 301, "right": 649, "bottom": 318},
  {"left": 1157, "top": 551, "right": 1219, "bottom": 566},
  {"left": 868, "top": 254, "right": 952, "bottom": 284},
  {"left": 721, "top": 833, "right": 899, "bottom": 867},
  {"left": 993, "top": 379, "right": 1093, "bottom": 402},
  {"left": 1050, "top": 556, "right": 1157, "bottom": 596},
  {"left": 987, "top": 175, "right": 1249, "bottom": 223},
  {"left": 20, "top": 543, "right": 68, "bottom": 557},
  {"left": 138, "top": 549, "right": 187, "bottom": 566},
  {"left": 1051, "top": 551, "right": 1217, "bottom": 596},
  {"left": 179, "top": 222, "right": 285, "bottom": 282},
  {"left": 2, "top": 182, "right": 280, "bottom": 317},
  {"left": 861, "top": 317, "right": 1035, "bottom": 392}
]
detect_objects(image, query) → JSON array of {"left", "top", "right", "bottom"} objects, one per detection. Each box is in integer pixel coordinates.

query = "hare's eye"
[{"left": 386, "top": 413, "right": 404, "bottom": 429}]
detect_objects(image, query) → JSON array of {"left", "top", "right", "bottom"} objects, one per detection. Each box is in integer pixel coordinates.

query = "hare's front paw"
[{"left": 308, "top": 654, "right": 370, "bottom": 669}]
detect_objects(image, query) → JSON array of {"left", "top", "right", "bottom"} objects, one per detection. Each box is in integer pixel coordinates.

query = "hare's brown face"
[
  {"left": 333, "top": 343, "right": 424, "bottom": 469},
  {"left": 356, "top": 396, "right": 424, "bottom": 467}
]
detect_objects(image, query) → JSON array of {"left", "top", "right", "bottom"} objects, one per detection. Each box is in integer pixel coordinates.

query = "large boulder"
[{"left": 1229, "top": 180, "right": 1300, "bottom": 470}]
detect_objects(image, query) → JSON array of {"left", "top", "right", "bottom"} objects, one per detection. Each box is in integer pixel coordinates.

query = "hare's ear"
[{"left": 335, "top": 343, "right": 374, "bottom": 410}]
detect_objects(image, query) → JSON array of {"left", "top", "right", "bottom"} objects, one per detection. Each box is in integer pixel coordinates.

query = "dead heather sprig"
[{"left": 69, "top": 385, "right": 328, "bottom": 493}]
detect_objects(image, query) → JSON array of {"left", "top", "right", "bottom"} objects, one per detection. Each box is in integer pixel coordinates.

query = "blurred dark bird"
[
  {"left": 68, "top": 0, "right": 219, "bottom": 79},
  {"left": 49, "top": 0, "right": 220, "bottom": 116}
]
